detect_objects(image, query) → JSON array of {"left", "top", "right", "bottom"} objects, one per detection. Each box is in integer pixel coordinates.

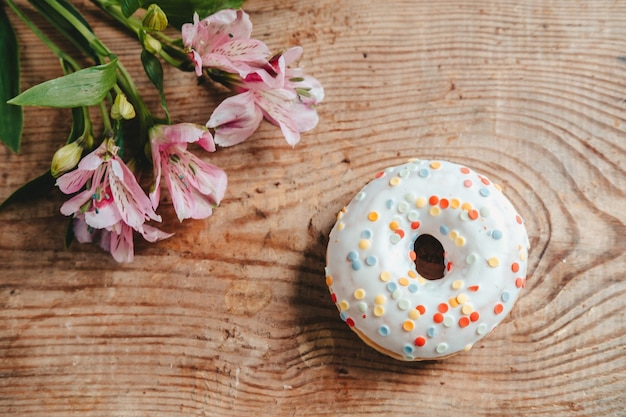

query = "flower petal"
[{"left": 207, "top": 91, "right": 263, "bottom": 146}]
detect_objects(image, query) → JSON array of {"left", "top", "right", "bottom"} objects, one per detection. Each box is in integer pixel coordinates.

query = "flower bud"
[
  {"left": 51, "top": 141, "right": 82, "bottom": 177},
  {"left": 142, "top": 4, "right": 168, "bottom": 31},
  {"left": 111, "top": 94, "right": 136, "bottom": 120},
  {"left": 143, "top": 34, "right": 162, "bottom": 54}
]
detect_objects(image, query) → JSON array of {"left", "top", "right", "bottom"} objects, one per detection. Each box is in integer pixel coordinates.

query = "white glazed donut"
[{"left": 325, "top": 159, "right": 530, "bottom": 361}]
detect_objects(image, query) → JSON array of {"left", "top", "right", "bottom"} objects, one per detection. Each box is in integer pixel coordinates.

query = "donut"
[{"left": 325, "top": 159, "right": 530, "bottom": 361}]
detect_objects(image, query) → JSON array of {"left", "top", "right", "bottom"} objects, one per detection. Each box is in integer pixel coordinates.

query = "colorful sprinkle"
[
  {"left": 443, "top": 315, "right": 454, "bottom": 327},
  {"left": 403, "top": 320, "right": 415, "bottom": 331},
  {"left": 365, "top": 255, "right": 378, "bottom": 266},
  {"left": 479, "top": 188, "right": 490, "bottom": 197},
  {"left": 429, "top": 196, "right": 439, "bottom": 205},
  {"left": 477, "top": 323, "right": 488, "bottom": 335},
  {"left": 346, "top": 318, "right": 355, "bottom": 327},
  {"left": 414, "top": 336, "right": 426, "bottom": 347},
  {"left": 511, "top": 262, "right": 520, "bottom": 273},
  {"left": 408, "top": 309, "right": 421, "bottom": 320},
  {"left": 357, "top": 302, "right": 368, "bottom": 313},
  {"left": 439, "top": 198, "right": 450, "bottom": 209},
  {"left": 404, "top": 345, "right": 414, "bottom": 355},
  {"left": 451, "top": 280, "right": 464, "bottom": 290},
  {"left": 515, "top": 277, "right": 525, "bottom": 288},
  {"left": 460, "top": 167, "right": 470, "bottom": 174},
  {"left": 464, "top": 179, "right": 473, "bottom": 188},
  {"left": 468, "top": 285, "right": 479, "bottom": 292},
  {"left": 398, "top": 277, "right": 409, "bottom": 287},
  {"left": 354, "top": 289, "right": 366, "bottom": 300},
  {"left": 430, "top": 161, "right": 442, "bottom": 169},
  {"left": 373, "top": 305, "right": 385, "bottom": 317},
  {"left": 326, "top": 276, "right": 333, "bottom": 286},
  {"left": 438, "top": 303, "right": 449, "bottom": 313},
  {"left": 494, "top": 303, "right": 504, "bottom": 314},
  {"left": 386, "top": 282, "right": 398, "bottom": 293},
  {"left": 492, "top": 229, "right": 503, "bottom": 240},
  {"left": 358, "top": 239, "right": 371, "bottom": 250},
  {"left": 487, "top": 257, "right": 500, "bottom": 267},
  {"left": 398, "top": 299, "right": 411, "bottom": 310},
  {"left": 347, "top": 251, "right": 358, "bottom": 261},
  {"left": 419, "top": 168, "right": 429, "bottom": 178},
  {"left": 379, "top": 325, "right": 390, "bottom": 336},
  {"left": 379, "top": 271, "right": 391, "bottom": 282},
  {"left": 433, "top": 313, "right": 444, "bottom": 324},
  {"left": 367, "top": 211, "right": 379, "bottom": 221},
  {"left": 456, "top": 293, "right": 468, "bottom": 304},
  {"left": 450, "top": 198, "right": 461, "bottom": 209},
  {"left": 440, "top": 225, "right": 450, "bottom": 235},
  {"left": 416, "top": 305, "right": 426, "bottom": 315},
  {"left": 459, "top": 317, "right": 470, "bottom": 328},
  {"left": 470, "top": 311, "right": 480, "bottom": 322},
  {"left": 468, "top": 209, "right": 479, "bottom": 220},
  {"left": 355, "top": 191, "right": 366, "bottom": 200},
  {"left": 339, "top": 300, "right": 349, "bottom": 311},
  {"left": 461, "top": 304, "right": 473, "bottom": 315},
  {"left": 351, "top": 260, "right": 362, "bottom": 270},
  {"left": 374, "top": 295, "right": 387, "bottom": 305},
  {"left": 429, "top": 206, "right": 441, "bottom": 216},
  {"left": 416, "top": 197, "right": 427, "bottom": 208},
  {"left": 427, "top": 326, "right": 436, "bottom": 337},
  {"left": 436, "top": 343, "right": 448, "bottom": 353},
  {"left": 389, "top": 177, "right": 401, "bottom": 186}
]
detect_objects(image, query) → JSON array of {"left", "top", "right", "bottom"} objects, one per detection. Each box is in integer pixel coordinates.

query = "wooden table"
[{"left": 2, "top": 1, "right": 625, "bottom": 415}]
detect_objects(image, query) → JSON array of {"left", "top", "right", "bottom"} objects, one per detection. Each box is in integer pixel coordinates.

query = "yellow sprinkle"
[
  {"left": 325, "top": 276, "right": 333, "bottom": 286},
  {"left": 418, "top": 277, "right": 426, "bottom": 284},
  {"left": 389, "top": 177, "right": 401, "bottom": 186},
  {"left": 449, "top": 230, "right": 459, "bottom": 240},
  {"left": 403, "top": 320, "right": 415, "bottom": 331},
  {"left": 339, "top": 300, "right": 349, "bottom": 311},
  {"left": 359, "top": 239, "right": 371, "bottom": 250},
  {"left": 451, "top": 279, "right": 464, "bottom": 290},
  {"left": 450, "top": 198, "right": 461, "bottom": 209},
  {"left": 455, "top": 236, "right": 466, "bottom": 247},
  {"left": 416, "top": 197, "right": 427, "bottom": 208},
  {"left": 464, "top": 343, "right": 473, "bottom": 352},
  {"left": 449, "top": 297, "right": 460, "bottom": 308},
  {"left": 337, "top": 222, "right": 345, "bottom": 231},
  {"left": 430, "top": 161, "right": 442, "bottom": 169},
  {"left": 461, "top": 304, "right": 473, "bottom": 315},
  {"left": 409, "top": 309, "right": 421, "bottom": 320},
  {"left": 389, "top": 221, "right": 400, "bottom": 231},
  {"left": 456, "top": 293, "right": 468, "bottom": 304},
  {"left": 374, "top": 295, "right": 387, "bottom": 305},
  {"left": 379, "top": 271, "right": 391, "bottom": 282},
  {"left": 487, "top": 257, "right": 500, "bottom": 268},
  {"left": 429, "top": 206, "right": 441, "bottom": 216},
  {"left": 354, "top": 289, "right": 365, "bottom": 300},
  {"left": 373, "top": 305, "right": 385, "bottom": 317},
  {"left": 520, "top": 250, "right": 527, "bottom": 261},
  {"left": 461, "top": 202, "right": 473, "bottom": 211},
  {"left": 398, "top": 277, "right": 409, "bottom": 287},
  {"left": 408, "top": 270, "right": 417, "bottom": 279},
  {"left": 367, "top": 211, "right": 379, "bottom": 221},
  {"left": 495, "top": 183, "right": 502, "bottom": 191}
]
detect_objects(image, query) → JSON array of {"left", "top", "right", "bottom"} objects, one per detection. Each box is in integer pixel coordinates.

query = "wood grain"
[{"left": 1, "top": 0, "right": 626, "bottom": 416}]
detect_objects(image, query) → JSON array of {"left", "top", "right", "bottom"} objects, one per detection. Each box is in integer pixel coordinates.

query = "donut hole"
[{"left": 413, "top": 234, "right": 445, "bottom": 280}]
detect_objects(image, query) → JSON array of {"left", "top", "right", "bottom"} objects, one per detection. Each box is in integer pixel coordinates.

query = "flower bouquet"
[{"left": 0, "top": 0, "right": 323, "bottom": 262}]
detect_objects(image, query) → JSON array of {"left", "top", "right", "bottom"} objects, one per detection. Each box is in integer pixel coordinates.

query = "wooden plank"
[{"left": 1, "top": 0, "right": 625, "bottom": 415}]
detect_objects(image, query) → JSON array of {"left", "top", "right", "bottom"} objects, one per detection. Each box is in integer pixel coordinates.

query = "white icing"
[{"left": 325, "top": 159, "right": 530, "bottom": 361}]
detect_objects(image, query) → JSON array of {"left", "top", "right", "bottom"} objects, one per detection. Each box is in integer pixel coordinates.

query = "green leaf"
[
  {"left": 0, "top": 171, "right": 56, "bottom": 212},
  {"left": 9, "top": 59, "right": 119, "bottom": 108},
  {"left": 0, "top": 6, "right": 23, "bottom": 153},
  {"left": 121, "top": 0, "right": 144, "bottom": 17},
  {"left": 141, "top": 49, "right": 170, "bottom": 122},
  {"left": 149, "top": 0, "right": 246, "bottom": 28}
]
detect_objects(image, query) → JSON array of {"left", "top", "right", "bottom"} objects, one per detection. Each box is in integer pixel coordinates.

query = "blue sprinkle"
[
  {"left": 351, "top": 260, "right": 362, "bottom": 271},
  {"left": 408, "top": 283, "right": 419, "bottom": 293},
  {"left": 386, "top": 199, "right": 394, "bottom": 209},
  {"left": 501, "top": 291, "right": 511, "bottom": 302},
  {"left": 379, "top": 325, "right": 390, "bottom": 336},
  {"left": 340, "top": 311, "right": 349, "bottom": 321},
  {"left": 347, "top": 251, "right": 358, "bottom": 261},
  {"left": 480, "top": 187, "right": 490, "bottom": 197},
  {"left": 365, "top": 255, "right": 378, "bottom": 266},
  {"left": 492, "top": 229, "right": 503, "bottom": 240},
  {"left": 403, "top": 345, "right": 414, "bottom": 354},
  {"left": 439, "top": 225, "right": 449, "bottom": 235},
  {"left": 361, "top": 229, "right": 372, "bottom": 239},
  {"left": 419, "top": 168, "right": 429, "bottom": 178},
  {"left": 427, "top": 326, "right": 436, "bottom": 338},
  {"left": 386, "top": 282, "right": 398, "bottom": 293}
]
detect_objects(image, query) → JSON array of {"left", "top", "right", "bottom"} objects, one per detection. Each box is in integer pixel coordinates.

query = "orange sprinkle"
[
  {"left": 516, "top": 215, "right": 523, "bottom": 224},
  {"left": 481, "top": 177, "right": 490, "bottom": 185},
  {"left": 460, "top": 167, "right": 470, "bottom": 174},
  {"left": 429, "top": 195, "right": 439, "bottom": 205},
  {"left": 461, "top": 202, "right": 473, "bottom": 211},
  {"left": 468, "top": 209, "right": 479, "bottom": 220},
  {"left": 326, "top": 276, "right": 333, "bottom": 286},
  {"left": 375, "top": 171, "right": 385, "bottom": 178},
  {"left": 468, "top": 285, "right": 480, "bottom": 292},
  {"left": 414, "top": 336, "right": 426, "bottom": 347},
  {"left": 408, "top": 270, "right": 417, "bottom": 278},
  {"left": 433, "top": 313, "right": 444, "bottom": 324},
  {"left": 411, "top": 221, "right": 421, "bottom": 229},
  {"left": 515, "top": 277, "right": 525, "bottom": 288},
  {"left": 439, "top": 198, "right": 449, "bottom": 209},
  {"left": 416, "top": 305, "right": 426, "bottom": 315},
  {"left": 447, "top": 262, "right": 453, "bottom": 272},
  {"left": 403, "top": 320, "right": 415, "bottom": 332},
  {"left": 389, "top": 221, "right": 400, "bottom": 231},
  {"left": 438, "top": 303, "right": 449, "bottom": 313},
  {"left": 470, "top": 311, "right": 480, "bottom": 322},
  {"left": 449, "top": 297, "right": 460, "bottom": 308},
  {"left": 409, "top": 251, "right": 417, "bottom": 261},
  {"left": 459, "top": 317, "right": 470, "bottom": 328},
  {"left": 494, "top": 303, "right": 504, "bottom": 314},
  {"left": 398, "top": 277, "right": 409, "bottom": 287},
  {"left": 395, "top": 229, "right": 405, "bottom": 238},
  {"left": 368, "top": 211, "right": 379, "bottom": 221},
  {"left": 511, "top": 262, "right": 520, "bottom": 273}
]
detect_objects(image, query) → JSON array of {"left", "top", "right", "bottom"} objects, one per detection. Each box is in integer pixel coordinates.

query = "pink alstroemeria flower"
[
  {"left": 149, "top": 123, "right": 227, "bottom": 222},
  {"left": 207, "top": 46, "right": 324, "bottom": 147},
  {"left": 182, "top": 9, "right": 270, "bottom": 77},
  {"left": 56, "top": 139, "right": 172, "bottom": 262},
  {"left": 72, "top": 213, "right": 169, "bottom": 263}
]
